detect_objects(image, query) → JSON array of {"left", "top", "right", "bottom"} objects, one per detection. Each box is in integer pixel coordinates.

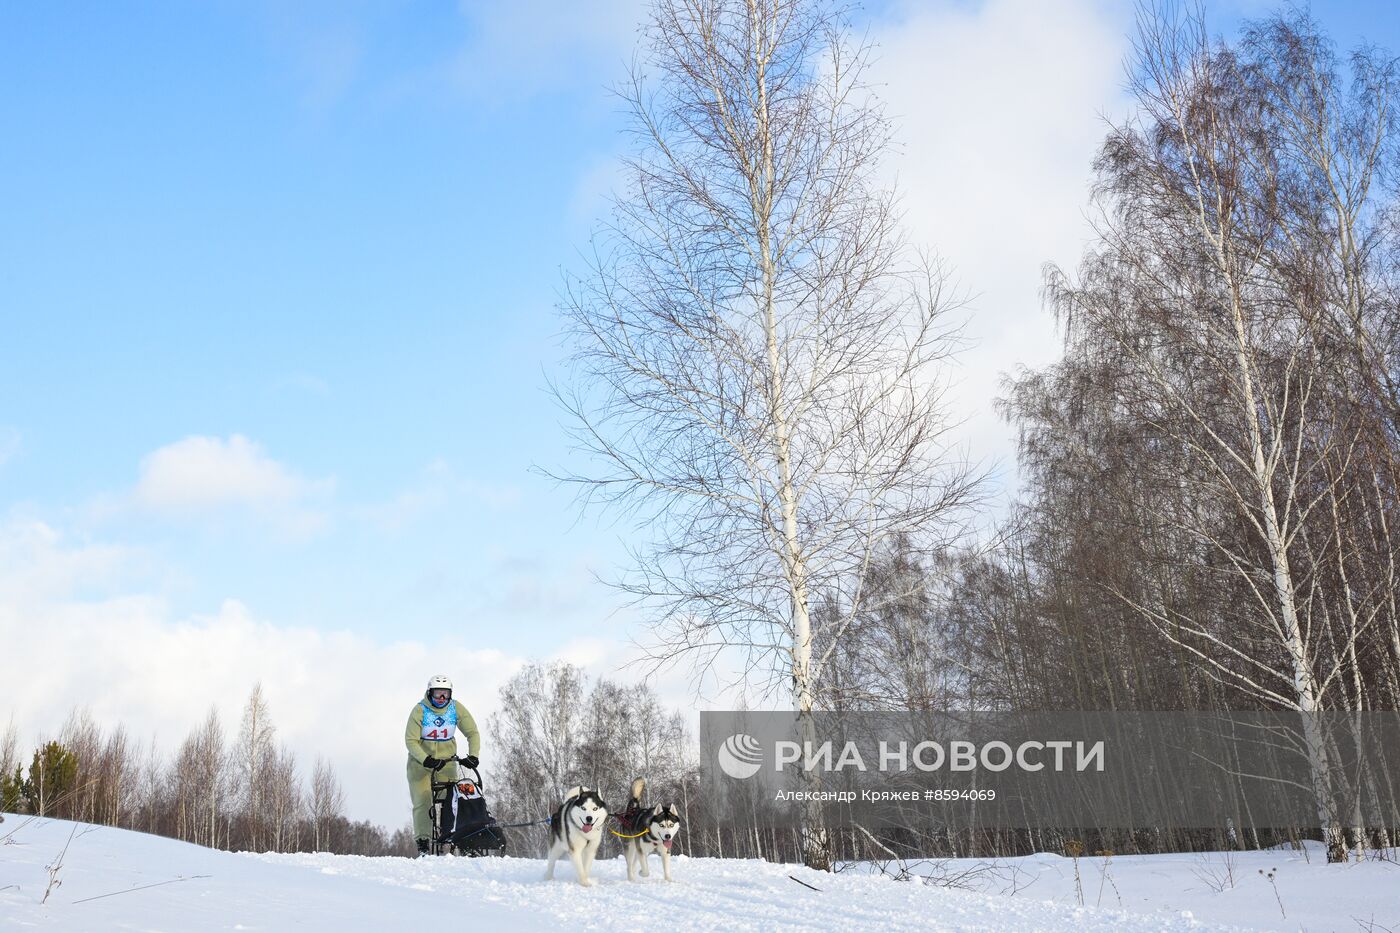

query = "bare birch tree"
[
  {"left": 0, "top": 718, "right": 20, "bottom": 814},
  {"left": 489, "top": 661, "right": 588, "bottom": 834},
  {"left": 58, "top": 709, "right": 102, "bottom": 821},
  {"left": 265, "top": 746, "right": 301, "bottom": 853},
  {"left": 1244, "top": 14, "right": 1400, "bottom": 715},
  {"left": 556, "top": 0, "right": 982, "bottom": 870},
  {"left": 309, "top": 756, "right": 345, "bottom": 852},
  {"left": 136, "top": 736, "right": 163, "bottom": 835},
  {"left": 172, "top": 708, "right": 226, "bottom": 847},
  {"left": 235, "top": 683, "right": 275, "bottom": 851}
]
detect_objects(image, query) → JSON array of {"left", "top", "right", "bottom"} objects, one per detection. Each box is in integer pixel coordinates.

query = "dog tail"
[
  {"left": 629, "top": 777, "right": 646, "bottom": 806},
  {"left": 562, "top": 785, "right": 587, "bottom": 802}
]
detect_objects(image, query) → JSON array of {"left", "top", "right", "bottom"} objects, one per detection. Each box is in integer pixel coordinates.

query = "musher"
[{"left": 405, "top": 674, "right": 481, "bottom": 856}]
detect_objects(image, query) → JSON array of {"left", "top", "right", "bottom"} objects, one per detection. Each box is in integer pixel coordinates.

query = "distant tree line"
[{"left": 0, "top": 684, "right": 411, "bottom": 857}]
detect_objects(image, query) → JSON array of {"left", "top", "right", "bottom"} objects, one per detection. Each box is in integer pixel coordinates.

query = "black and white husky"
[
  {"left": 544, "top": 785, "right": 609, "bottom": 887},
  {"left": 618, "top": 777, "right": 682, "bottom": 883}
]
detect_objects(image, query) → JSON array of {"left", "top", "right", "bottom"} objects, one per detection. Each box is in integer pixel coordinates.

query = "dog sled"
[{"left": 428, "top": 758, "right": 508, "bottom": 857}]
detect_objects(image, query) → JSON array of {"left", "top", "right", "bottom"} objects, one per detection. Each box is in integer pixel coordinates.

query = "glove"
[
  {"left": 423, "top": 756, "right": 443, "bottom": 770},
  {"left": 460, "top": 754, "right": 480, "bottom": 769}
]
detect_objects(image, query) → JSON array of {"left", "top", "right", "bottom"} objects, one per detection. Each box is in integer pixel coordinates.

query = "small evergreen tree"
[
  {"left": 1, "top": 765, "right": 25, "bottom": 813},
  {"left": 24, "top": 741, "right": 79, "bottom": 817}
]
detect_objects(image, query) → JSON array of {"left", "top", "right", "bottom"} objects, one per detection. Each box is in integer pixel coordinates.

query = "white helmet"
[{"left": 426, "top": 675, "right": 453, "bottom": 708}]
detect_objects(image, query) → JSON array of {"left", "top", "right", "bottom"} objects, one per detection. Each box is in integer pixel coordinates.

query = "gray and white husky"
[
  {"left": 619, "top": 777, "right": 682, "bottom": 883},
  {"left": 544, "top": 785, "right": 609, "bottom": 887}
]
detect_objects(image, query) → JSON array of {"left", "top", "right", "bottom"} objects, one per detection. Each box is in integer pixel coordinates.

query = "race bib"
[{"left": 421, "top": 702, "right": 457, "bottom": 741}]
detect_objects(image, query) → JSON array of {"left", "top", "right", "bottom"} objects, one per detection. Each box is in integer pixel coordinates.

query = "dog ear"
[
  {"left": 649, "top": 805, "right": 661, "bottom": 817},
  {"left": 665, "top": 804, "right": 679, "bottom": 818}
]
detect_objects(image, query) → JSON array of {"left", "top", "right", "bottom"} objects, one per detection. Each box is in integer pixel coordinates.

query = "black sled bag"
[{"left": 441, "top": 779, "right": 505, "bottom": 849}]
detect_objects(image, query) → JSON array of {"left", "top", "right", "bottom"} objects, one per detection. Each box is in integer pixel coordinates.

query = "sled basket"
[{"left": 432, "top": 767, "right": 508, "bottom": 856}]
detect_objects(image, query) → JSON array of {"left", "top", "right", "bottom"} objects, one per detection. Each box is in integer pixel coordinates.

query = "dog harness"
[
  {"left": 420, "top": 701, "right": 457, "bottom": 742},
  {"left": 609, "top": 806, "right": 652, "bottom": 838},
  {"left": 609, "top": 823, "right": 652, "bottom": 839}
]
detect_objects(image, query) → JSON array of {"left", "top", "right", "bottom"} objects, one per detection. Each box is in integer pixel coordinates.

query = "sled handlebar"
[
  {"left": 429, "top": 756, "right": 478, "bottom": 772},
  {"left": 428, "top": 758, "right": 484, "bottom": 788}
]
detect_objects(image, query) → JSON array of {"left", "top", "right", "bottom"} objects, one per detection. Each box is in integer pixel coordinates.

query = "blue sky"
[
  {"left": 4, "top": 0, "right": 1399, "bottom": 826},
  {"left": 1, "top": 0, "right": 642, "bottom": 647}
]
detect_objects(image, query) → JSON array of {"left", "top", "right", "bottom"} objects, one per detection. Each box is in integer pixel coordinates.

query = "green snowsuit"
[{"left": 405, "top": 696, "right": 480, "bottom": 840}]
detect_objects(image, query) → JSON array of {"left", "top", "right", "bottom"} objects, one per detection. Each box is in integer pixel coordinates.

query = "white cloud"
[
  {"left": 0, "top": 520, "right": 525, "bottom": 829},
  {"left": 867, "top": 0, "right": 1131, "bottom": 494},
  {"left": 447, "top": 0, "right": 645, "bottom": 101},
  {"left": 113, "top": 434, "right": 335, "bottom": 539},
  {"left": 135, "top": 435, "right": 315, "bottom": 510},
  {"left": 0, "top": 519, "right": 156, "bottom": 603}
]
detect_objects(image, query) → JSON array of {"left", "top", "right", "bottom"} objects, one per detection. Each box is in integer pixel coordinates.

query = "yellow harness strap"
[{"left": 609, "top": 826, "right": 651, "bottom": 838}]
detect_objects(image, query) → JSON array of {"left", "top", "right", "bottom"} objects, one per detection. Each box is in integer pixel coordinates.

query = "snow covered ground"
[
  {"left": 859, "top": 844, "right": 1400, "bottom": 933},
  {"left": 1, "top": 814, "right": 1394, "bottom": 932}
]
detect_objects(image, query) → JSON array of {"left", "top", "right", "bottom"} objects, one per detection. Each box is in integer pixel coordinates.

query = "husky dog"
[
  {"left": 544, "top": 785, "right": 609, "bottom": 887},
  {"left": 618, "top": 778, "right": 682, "bottom": 883}
]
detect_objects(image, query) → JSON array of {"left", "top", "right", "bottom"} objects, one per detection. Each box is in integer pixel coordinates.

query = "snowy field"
[
  {"left": 861, "top": 844, "right": 1400, "bottom": 933},
  {"left": 2, "top": 815, "right": 1397, "bottom": 932}
]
